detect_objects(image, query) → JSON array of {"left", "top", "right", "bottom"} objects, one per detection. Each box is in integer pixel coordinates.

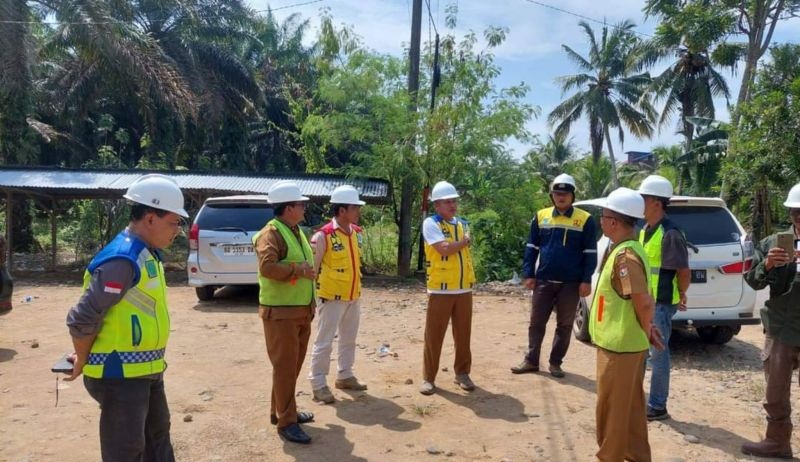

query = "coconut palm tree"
[{"left": 548, "top": 20, "right": 656, "bottom": 187}]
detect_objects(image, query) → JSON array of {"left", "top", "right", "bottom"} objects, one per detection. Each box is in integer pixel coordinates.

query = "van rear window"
[
  {"left": 196, "top": 203, "right": 274, "bottom": 232},
  {"left": 667, "top": 206, "right": 740, "bottom": 245}
]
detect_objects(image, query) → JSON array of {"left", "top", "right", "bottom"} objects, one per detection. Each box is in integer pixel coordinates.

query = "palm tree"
[
  {"left": 640, "top": 0, "right": 740, "bottom": 152},
  {"left": 548, "top": 20, "right": 656, "bottom": 187},
  {"left": 570, "top": 156, "right": 613, "bottom": 199},
  {"left": 524, "top": 133, "right": 577, "bottom": 191}
]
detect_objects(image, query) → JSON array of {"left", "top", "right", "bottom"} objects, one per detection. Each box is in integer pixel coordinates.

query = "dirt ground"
[{"left": 0, "top": 274, "right": 795, "bottom": 462}]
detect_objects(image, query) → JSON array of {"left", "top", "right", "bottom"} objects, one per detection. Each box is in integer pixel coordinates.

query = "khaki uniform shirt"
[{"left": 603, "top": 244, "right": 649, "bottom": 298}]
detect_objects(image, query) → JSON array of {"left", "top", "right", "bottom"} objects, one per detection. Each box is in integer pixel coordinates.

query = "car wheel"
[
  {"left": 697, "top": 326, "right": 735, "bottom": 345},
  {"left": 573, "top": 298, "right": 591, "bottom": 343},
  {"left": 195, "top": 286, "right": 216, "bottom": 301}
]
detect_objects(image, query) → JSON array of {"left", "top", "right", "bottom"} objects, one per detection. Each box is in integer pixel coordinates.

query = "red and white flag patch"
[{"left": 104, "top": 281, "right": 123, "bottom": 294}]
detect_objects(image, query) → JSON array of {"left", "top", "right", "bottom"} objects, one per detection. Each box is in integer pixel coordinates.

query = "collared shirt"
[
  {"left": 254, "top": 218, "right": 316, "bottom": 313},
  {"left": 310, "top": 217, "right": 355, "bottom": 274},
  {"left": 601, "top": 242, "right": 649, "bottom": 298},
  {"left": 522, "top": 206, "right": 597, "bottom": 283}
]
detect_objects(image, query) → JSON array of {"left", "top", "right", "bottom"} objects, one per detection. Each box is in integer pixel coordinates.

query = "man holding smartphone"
[
  {"left": 65, "top": 174, "right": 187, "bottom": 462},
  {"left": 741, "top": 183, "right": 800, "bottom": 459}
]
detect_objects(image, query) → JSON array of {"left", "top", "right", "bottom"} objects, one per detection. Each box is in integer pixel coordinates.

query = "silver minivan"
[
  {"left": 573, "top": 196, "right": 759, "bottom": 345},
  {"left": 187, "top": 195, "right": 274, "bottom": 300}
]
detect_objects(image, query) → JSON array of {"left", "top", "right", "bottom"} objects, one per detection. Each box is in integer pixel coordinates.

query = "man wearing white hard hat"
[
  {"left": 253, "top": 180, "right": 316, "bottom": 444},
  {"left": 590, "top": 187, "right": 664, "bottom": 462},
  {"left": 741, "top": 183, "right": 800, "bottom": 459},
  {"left": 307, "top": 185, "right": 368, "bottom": 404},
  {"left": 637, "top": 174, "right": 690, "bottom": 422},
  {"left": 512, "top": 173, "right": 597, "bottom": 378},
  {"left": 65, "top": 174, "right": 188, "bottom": 461},
  {"left": 419, "top": 180, "right": 477, "bottom": 395}
]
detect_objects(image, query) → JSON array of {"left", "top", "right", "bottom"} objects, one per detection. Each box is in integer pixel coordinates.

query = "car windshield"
[
  {"left": 665, "top": 206, "right": 740, "bottom": 245},
  {"left": 196, "top": 203, "right": 274, "bottom": 232}
]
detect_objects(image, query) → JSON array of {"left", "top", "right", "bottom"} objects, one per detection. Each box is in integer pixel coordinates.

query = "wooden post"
[
  {"left": 5, "top": 191, "right": 12, "bottom": 270},
  {"left": 50, "top": 197, "right": 57, "bottom": 271}
]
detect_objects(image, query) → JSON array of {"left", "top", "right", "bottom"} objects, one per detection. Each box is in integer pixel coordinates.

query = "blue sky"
[{"left": 249, "top": 0, "right": 800, "bottom": 160}]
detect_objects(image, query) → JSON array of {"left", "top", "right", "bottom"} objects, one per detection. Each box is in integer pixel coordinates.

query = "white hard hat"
[
  {"left": 268, "top": 181, "right": 309, "bottom": 204},
  {"left": 551, "top": 173, "right": 577, "bottom": 193},
  {"left": 638, "top": 174, "right": 673, "bottom": 198},
  {"left": 331, "top": 185, "right": 365, "bottom": 206},
  {"left": 124, "top": 174, "right": 188, "bottom": 218},
  {"left": 430, "top": 181, "right": 460, "bottom": 201},
  {"left": 784, "top": 183, "right": 800, "bottom": 208},
  {"left": 604, "top": 187, "right": 645, "bottom": 219}
]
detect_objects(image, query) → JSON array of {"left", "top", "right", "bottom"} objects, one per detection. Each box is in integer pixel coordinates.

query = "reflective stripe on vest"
[
  {"left": 317, "top": 222, "right": 362, "bottom": 301},
  {"left": 83, "top": 232, "right": 170, "bottom": 379},
  {"left": 639, "top": 225, "right": 680, "bottom": 304},
  {"left": 589, "top": 239, "right": 651, "bottom": 353},
  {"left": 537, "top": 206, "right": 591, "bottom": 246},
  {"left": 424, "top": 216, "right": 476, "bottom": 291},
  {"left": 254, "top": 219, "right": 314, "bottom": 306}
]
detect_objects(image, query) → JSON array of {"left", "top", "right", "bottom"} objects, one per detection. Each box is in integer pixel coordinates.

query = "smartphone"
[
  {"left": 51, "top": 354, "right": 74, "bottom": 374},
  {"left": 777, "top": 232, "right": 795, "bottom": 258}
]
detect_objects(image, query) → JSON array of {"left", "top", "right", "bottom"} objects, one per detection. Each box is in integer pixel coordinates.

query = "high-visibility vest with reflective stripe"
[
  {"left": 253, "top": 219, "right": 314, "bottom": 306},
  {"left": 639, "top": 224, "right": 680, "bottom": 304},
  {"left": 83, "top": 230, "right": 170, "bottom": 379},
  {"left": 589, "top": 239, "right": 651, "bottom": 353},
  {"left": 424, "top": 215, "right": 476, "bottom": 291},
  {"left": 316, "top": 221, "right": 362, "bottom": 301},
  {"left": 536, "top": 206, "right": 592, "bottom": 245}
]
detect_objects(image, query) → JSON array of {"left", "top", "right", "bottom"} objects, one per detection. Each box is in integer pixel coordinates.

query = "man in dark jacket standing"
[
  {"left": 512, "top": 173, "right": 597, "bottom": 378},
  {"left": 742, "top": 182, "right": 800, "bottom": 459}
]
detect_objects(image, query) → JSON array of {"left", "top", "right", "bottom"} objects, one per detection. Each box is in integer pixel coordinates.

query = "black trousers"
[
  {"left": 84, "top": 376, "right": 175, "bottom": 462},
  {"left": 526, "top": 281, "right": 580, "bottom": 366}
]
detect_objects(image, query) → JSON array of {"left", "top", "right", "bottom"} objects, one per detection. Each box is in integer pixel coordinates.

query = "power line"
[
  {"left": 424, "top": 0, "right": 438, "bottom": 35},
  {"left": 261, "top": 0, "right": 326, "bottom": 13},
  {"left": 521, "top": 0, "right": 653, "bottom": 38}
]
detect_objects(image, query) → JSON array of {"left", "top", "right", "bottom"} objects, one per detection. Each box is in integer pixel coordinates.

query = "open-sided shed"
[{"left": 0, "top": 166, "right": 391, "bottom": 269}]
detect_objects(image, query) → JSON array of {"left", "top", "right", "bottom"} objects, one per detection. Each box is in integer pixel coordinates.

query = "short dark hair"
[
  {"left": 131, "top": 204, "right": 169, "bottom": 221},
  {"left": 607, "top": 209, "right": 637, "bottom": 227},
  {"left": 331, "top": 204, "right": 349, "bottom": 217},
  {"left": 274, "top": 204, "right": 289, "bottom": 216}
]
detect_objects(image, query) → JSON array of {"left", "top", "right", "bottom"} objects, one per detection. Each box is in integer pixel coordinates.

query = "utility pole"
[{"left": 398, "top": 0, "right": 422, "bottom": 277}]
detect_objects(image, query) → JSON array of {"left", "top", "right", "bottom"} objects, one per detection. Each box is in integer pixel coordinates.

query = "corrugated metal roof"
[{"left": 0, "top": 167, "right": 391, "bottom": 204}]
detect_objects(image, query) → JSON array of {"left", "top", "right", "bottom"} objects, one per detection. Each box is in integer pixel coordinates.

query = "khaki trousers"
[
  {"left": 423, "top": 292, "right": 472, "bottom": 382},
  {"left": 596, "top": 348, "right": 651, "bottom": 462},
  {"left": 261, "top": 306, "right": 312, "bottom": 428},
  {"left": 762, "top": 336, "right": 800, "bottom": 424}
]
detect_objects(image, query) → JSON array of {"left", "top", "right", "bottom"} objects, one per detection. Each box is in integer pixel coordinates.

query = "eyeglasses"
[{"left": 600, "top": 215, "right": 617, "bottom": 222}]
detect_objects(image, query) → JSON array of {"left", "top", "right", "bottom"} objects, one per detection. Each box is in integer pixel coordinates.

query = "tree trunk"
[
  {"left": 603, "top": 125, "right": 619, "bottom": 188},
  {"left": 397, "top": 176, "right": 414, "bottom": 276},
  {"left": 752, "top": 183, "right": 772, "bottom": 241}
]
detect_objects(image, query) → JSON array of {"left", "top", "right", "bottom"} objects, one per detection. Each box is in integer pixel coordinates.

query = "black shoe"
[
  {"left": 548, "top": 364, "right": 565, "bottom": 378},
  {"left": 271, "top": 411, "right": 315, "bottom": 425},
  {"left": 277, "top": 423, "right": 312, "bottom": 444},
  {"left": 646, "top": 406, "right": 670, "bottom": 421}
]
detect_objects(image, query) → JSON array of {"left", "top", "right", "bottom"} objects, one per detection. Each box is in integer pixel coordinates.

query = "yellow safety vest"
[
  {"left": 316, "top": 221, "right": 362, "bottom": 301},
  {"left": 424, "top": 215, "right": 476, "bottom": 291},
  {"left": 253, "top": 219, "right": 314, "bottom": 306},
  {"left": 639, "top": 224, "right": 680, "bottom": 304},
  {"left": 83, "top": 231, "right": 170, "bottom": 379},
  {"left": 589, "top": 239, "right": 651, "bottom": 353}
]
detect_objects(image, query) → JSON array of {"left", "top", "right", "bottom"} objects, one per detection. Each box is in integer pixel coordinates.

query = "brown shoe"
[
  {"left": 312, "top": 386, "right": 335, "bottom": 404},
  {"left": 741, "top": 421, "right": 793, "bottom": 459},
  {"left": 510, "top": 359, "right": 539, "bottom": 374},
  {"left": 549, "top": 364, "right": 565, "bottom": 378},
  {"left": 335, "top": 376, "right": 368, "bottom": 391}
]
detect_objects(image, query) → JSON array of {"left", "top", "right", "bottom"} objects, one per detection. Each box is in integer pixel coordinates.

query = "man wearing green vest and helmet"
[
  {"left": 637, "top": 174, "right": 690, "bottom": 422},
  {"left": 254, "top": 180, "right": 317, "bottom": 444},
  {"left": 65, "top": 174, "right": 188, "bottom": 461},
  {"left": 741, "top": 182, "right": 800, "bottom": 459},
  {"left": 590, "top": 187, "right": 664, "bottom": 462}
]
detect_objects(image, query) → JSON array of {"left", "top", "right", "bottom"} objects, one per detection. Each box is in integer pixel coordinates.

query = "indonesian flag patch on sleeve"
[{"left": 104, "top": 281, "right": 123, "bottom": 294}]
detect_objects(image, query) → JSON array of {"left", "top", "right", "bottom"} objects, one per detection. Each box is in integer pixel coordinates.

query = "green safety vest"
[
  {"left": 589, "top": 239, "right": 651, "bottom": 353},
  {"left": 639, "top": 224, "right": 680, "bottom": 304},
  {"left": 253, "top": 219, "right": 314, "bottom": 306},
  {"left": 83, "top": 231, "right": 170, "bottom": 379}
]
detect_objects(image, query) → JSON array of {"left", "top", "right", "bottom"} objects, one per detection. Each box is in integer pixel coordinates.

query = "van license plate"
[
  {"left": 223, "top": 245, "right": 254, "bottom": 256},
  {"left": 691, "top": 269, "right": 707, "bottom": 283}
]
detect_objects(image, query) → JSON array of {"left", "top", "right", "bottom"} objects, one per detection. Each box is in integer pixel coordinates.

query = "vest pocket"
[{"left": 131, "top": 314, "right": 142, "bottom": 347}]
